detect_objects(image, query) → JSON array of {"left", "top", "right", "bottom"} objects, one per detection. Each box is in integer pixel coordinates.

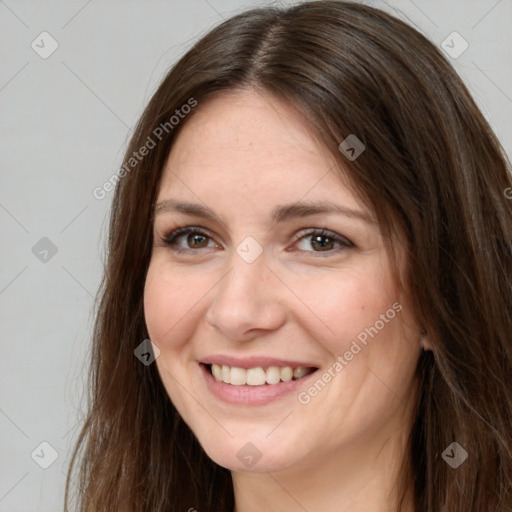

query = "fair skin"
[{"left": 144, "top": 88, "right": 424, "bottom": 512}]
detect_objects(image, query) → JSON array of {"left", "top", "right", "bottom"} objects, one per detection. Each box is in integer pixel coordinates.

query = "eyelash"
[{"left": 160, "top": 226, "right": 354, "bottom": 257}]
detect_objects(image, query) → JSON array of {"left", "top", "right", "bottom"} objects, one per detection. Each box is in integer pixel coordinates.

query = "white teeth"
[
  {"left": 212, "top": 363, "right": 222, "bottom": 381},
  {"left": 221, "top": 365, "right": 230, "bottom": 383},
  {"left": 280, "top": 367, "right": 293, "bottom": 382},
  {"left": 230, "top": 367, "right": 247, "bottom": 385},
  {"left": 209, "top": 363, "right": 314, "bottom": 386},
  {"left": 246, "top": 367, "right": 266, "bottom": 386},
  {"left": 266, "top": 366, "right": 281, "bottom": 384}
]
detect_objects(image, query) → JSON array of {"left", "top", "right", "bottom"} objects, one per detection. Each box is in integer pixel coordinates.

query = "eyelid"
[
  {"left": 289, "top": 227, "right": 354, "bottom": 255},
  {"left": 160, "top": 225, "right": 354, "bottom": 255},
  {"left": 162, "top": 226, "right": 219, "bottom": 250},
  {"left": 292, "top": 227, "right": 352, "bottom": 246}
]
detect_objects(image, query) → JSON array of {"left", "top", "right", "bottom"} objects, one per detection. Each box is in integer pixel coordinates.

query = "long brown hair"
[{"left": 64, "top": 1, "right": 512, "bottom": 510}]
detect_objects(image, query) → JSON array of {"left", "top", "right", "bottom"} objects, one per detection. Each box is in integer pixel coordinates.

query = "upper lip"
[{"left": 200, "top": 355, "right": 318, "bottom": 369}]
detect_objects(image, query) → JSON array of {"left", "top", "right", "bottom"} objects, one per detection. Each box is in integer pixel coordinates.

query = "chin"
[{"left": 195, "top": 431, "right": 302, "bottom": 473}]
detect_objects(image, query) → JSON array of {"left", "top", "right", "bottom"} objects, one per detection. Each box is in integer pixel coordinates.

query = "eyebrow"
[{"left": 154, "top": 198, "right": 376, "bottom": 225}]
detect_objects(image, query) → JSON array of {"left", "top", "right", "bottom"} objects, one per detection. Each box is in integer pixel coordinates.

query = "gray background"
[{"left": 0, "top": 0, "right": 510, "bottom": 510}]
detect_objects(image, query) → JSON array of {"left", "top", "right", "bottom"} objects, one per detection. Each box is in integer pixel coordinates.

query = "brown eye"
[
  {"left": 293, "top": 229, "right": 353, "bottom": 256},
  {"left": 310, "top": 233, "right": 336, "bottom": 251},
  {"left": 186, "top": 233, "right": 209, "bottom": 248},
  {"left": 163, "top": 227, "right": 216, "bottom": 252}
]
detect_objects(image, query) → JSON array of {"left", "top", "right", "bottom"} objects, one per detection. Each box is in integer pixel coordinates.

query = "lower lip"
[{"left": 200, "top": 363, "right": 318, "bottom": 406}]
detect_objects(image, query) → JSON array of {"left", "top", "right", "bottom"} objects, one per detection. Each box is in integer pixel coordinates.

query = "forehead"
[
  {"left": 159, "top": 89, "right": 363, "bottom": 211},
  {"left": 170, "top": 88, "right": 321, "bottom": 154}
]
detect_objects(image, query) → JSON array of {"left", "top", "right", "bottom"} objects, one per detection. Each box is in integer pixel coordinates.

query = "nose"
[{"left": 205, "top": 251, "right": 287, "bottom": 341}]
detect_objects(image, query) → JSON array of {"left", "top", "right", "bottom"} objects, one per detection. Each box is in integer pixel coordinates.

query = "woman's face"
[{"left": 144, "top": 89, "right": 422, "bottom": 474}]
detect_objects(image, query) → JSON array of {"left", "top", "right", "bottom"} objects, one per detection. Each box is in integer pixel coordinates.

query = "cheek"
[
  {"left": 143, "top": 259, "right": 203, "bottom": 349},
  {"left": 143, "top": 261, "right": 201, "bottom": 405},
  {"left": 291, "top": 263, "right": 400, "bottom": 356}
]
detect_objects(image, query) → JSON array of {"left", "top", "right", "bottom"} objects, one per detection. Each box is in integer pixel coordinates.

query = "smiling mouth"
[{"left": 203, "top": 363, "right": 318, "bottom": 386}]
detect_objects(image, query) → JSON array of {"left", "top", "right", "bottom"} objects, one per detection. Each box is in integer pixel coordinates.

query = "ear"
[{"left": 419, "top": 328, "right": 432, "bottom": 351}]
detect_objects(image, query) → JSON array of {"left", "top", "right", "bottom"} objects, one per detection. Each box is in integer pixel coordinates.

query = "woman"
[{"left": 65, "top": 1, "right": 512, "bottom": 511}]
